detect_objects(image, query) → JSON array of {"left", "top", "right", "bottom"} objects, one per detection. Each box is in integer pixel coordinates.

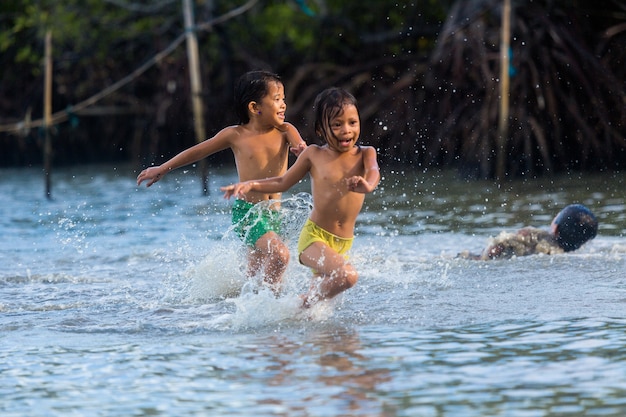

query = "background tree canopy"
[{"left": 0, "top": 0, "right": 624, "bottom": 179}]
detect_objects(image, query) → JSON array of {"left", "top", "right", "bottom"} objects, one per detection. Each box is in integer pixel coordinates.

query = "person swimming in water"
[{"left": 460, "top": 204, "right": 598, "bottom": 260}]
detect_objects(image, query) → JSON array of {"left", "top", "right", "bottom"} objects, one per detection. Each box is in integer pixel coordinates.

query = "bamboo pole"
[
  {"left": 183, "top": 0, "right": 209, "bottom": 194},
  {"left": 44, "top": 30, "right": 53, "bottom": 199},
  {"left": 496, "top": 0, "right": 511, "bottom": 181},
  {"left": 0, "top": 0, "right": 258, "bottom": 135}
]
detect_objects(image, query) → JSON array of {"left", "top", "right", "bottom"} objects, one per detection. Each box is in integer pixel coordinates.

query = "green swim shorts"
[{"left": 231, "top": 199, "right": 283, "bottom": 247}]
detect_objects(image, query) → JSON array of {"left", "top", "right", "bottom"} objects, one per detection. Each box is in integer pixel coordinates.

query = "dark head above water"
[{"left": 551, "top": 204, "right": 598, "bottom": 252}]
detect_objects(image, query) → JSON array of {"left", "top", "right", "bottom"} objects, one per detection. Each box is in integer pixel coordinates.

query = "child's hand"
[
  {"left": 290, "top": 141, "right": 307, "bottom": 157},
  {"left": 137, "top": 166, "right": 165, "bottom": 187},
  {"left": 221, "top": 182, "right": 253, "bottom": 199},
  {"left": 346, "top": 176, "right": 375, "bottom": 193}
]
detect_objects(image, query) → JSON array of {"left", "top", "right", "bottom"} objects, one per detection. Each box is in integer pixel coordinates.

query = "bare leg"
[
  {"left": 247, "top": 231, "right": 289, "bottom": 295},
  {"left": 299, "top": 242, "right": 358, "bottom": 307}
]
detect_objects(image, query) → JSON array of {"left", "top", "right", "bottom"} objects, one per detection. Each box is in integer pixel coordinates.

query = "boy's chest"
[
  {"left": 235, "top": 135, "right": 287, "bottom": 160},
  {"left": 314, "top": 154, "right": 364, "bottom": 182}
]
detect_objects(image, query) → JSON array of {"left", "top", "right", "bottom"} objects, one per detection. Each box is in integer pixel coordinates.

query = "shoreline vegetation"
[{"left": 1, "top": 0, "right": 624, "bottom": 179}]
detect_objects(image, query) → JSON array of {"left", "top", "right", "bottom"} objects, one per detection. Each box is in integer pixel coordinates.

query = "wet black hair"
[
  {"left": 233, "top": 71, "right": 282, "bottom": 124},
  {"left": 313, "top": 87, "right": 358, "bottom": 143},
  {"left": 553, "top": 204, "right": 598, "bottom": 252}
]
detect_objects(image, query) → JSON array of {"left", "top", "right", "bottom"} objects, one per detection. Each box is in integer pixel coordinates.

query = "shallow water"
[{"left": 2, "top": 164, "right": 626, "bottom": 416}]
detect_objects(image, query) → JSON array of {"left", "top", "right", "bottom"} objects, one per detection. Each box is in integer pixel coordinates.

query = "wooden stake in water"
[
  {"left": 183, "top": 0, "right": 209, "bottom": 194},
  {"left": 497, "top": 0, "right": 511, "bottom": 182},
  {"left": 44, "top": 30, "right": 53, "bottom": 199}
]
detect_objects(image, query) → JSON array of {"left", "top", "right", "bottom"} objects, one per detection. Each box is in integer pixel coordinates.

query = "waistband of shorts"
[
  {"left": 232, "top": 199, "right": 254, "bottom": 210},
  {"left": 305, "top": 218, "right": 354, "bottom": 242}
]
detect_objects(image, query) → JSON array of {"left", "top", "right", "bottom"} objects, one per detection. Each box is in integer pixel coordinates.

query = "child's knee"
[
  {"left": 342, "top": 265, "right": 358, "bottom": 288},
  {"left": 275, "top": 247, "right": 289, "bottom": 266},
  {"left": 257, "top": 233, "right": 288, "bottom": 256},
  {"left": 268, "top": 238, "right": 289, "bottom": 265}
]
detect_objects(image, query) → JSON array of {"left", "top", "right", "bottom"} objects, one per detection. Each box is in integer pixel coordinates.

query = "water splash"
[{"left": 185, "top": 241, "right": 246, "bottom": 301}]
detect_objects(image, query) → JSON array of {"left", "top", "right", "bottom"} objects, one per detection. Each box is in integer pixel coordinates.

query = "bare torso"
[
  {"left": 307, "top": 145, "right": 368, "bottom": 238},
  {"left": 230, "top": 125, "right": 292, "bottom": 203}
]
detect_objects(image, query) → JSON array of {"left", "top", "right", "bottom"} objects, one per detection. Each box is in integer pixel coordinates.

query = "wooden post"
[
  {"left": 496, "top": 0, "right": 511, "bottom": 181},
  {"left": 183, "top": 0, "right": 209, "bottom": 194},
  {"left": 44, "top": 30, "right": 53, "bottom": 199}
]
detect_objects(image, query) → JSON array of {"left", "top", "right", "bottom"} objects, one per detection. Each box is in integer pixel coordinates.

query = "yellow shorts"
[{"left": 297, "top": 218, "right": 354, "bottom": 258}]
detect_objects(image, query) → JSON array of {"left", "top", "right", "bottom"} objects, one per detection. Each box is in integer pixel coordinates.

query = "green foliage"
[
  {"left": 207, "top": 0, "right": 449, "bottom": 73},
  {"left": 257, "top": 2, "right": 315, "bottom": 51},
  {"left": 1, "top": 0, "right": 622, "bottom": 174},
  {"left": 0, "top": 0, "right": 448, "bottom": 95},
  {"left": 0, "top": 0, "right": 177, "bottom": 75}
]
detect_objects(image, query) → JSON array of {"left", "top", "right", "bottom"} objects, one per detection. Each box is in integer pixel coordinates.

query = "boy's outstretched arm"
[{"left": 137, "top": 128, "right": 233, "bottom": 187}]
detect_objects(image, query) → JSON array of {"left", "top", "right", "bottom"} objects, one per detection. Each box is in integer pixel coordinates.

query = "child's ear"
[{"left": 247, "top": 101, "right": 258, "bottom": 115}]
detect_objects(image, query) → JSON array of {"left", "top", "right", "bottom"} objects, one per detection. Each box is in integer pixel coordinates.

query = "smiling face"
[
  {"left": 254, "top": 81, "right": 286, "bottom": 127},
  {"left": 313, "top": 88, "right": 360, "bottom": 151},
  {"left": 234, "top": 71, "right": 285, "bottom": 125},
  {"left": 326, "top": 104, "right": 360, "bottom": 152}
]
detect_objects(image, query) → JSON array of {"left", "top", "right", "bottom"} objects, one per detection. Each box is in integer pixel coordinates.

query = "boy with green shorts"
[
  {"left": 138, "top": 71, "right": 306, "bottom": 293},
  {"left": 232, "top": 199, "right": 284, "bottom": 247}
]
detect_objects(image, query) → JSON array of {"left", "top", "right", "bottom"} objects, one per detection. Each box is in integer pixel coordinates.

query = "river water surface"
[{"left": 2, "top": 164, "right": 626, "bottom": 416}]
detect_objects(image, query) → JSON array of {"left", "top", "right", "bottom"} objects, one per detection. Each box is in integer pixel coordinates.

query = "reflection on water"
[
  {"left": 365, "top": 319, "right": 626, "bottom": 416},
  {"left": 1, "top": 164, "right": 626, "bottom": 416},
  {"left": 367, "top": 168, "right": 626, "bottom": 236}
]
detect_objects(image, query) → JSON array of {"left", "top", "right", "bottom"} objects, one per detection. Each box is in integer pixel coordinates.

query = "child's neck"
[{"left": 247, "top": 118, "right": 279, "bottom": 133}]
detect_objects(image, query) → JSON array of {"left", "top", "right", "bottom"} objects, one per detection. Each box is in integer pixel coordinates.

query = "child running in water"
[
  {"left": 221, "top": 87, "right": 380, "bottom": 307},
  {"left": 137, "top": 71, "right": 306, "bottom": 293}
]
